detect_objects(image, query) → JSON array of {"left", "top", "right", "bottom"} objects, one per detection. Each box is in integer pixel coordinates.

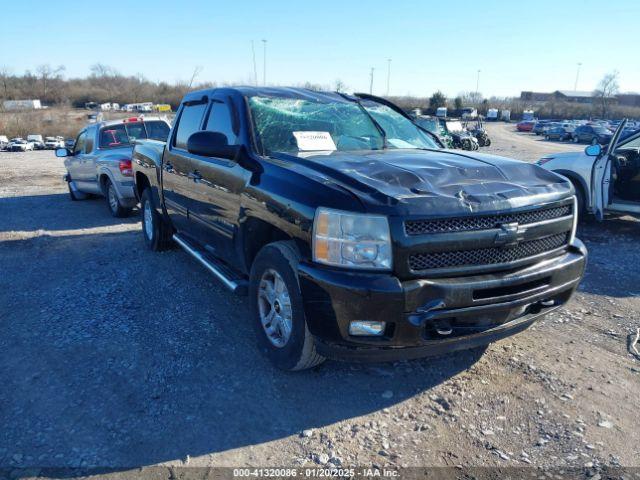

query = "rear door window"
[{"left": 173, "top": 103, "right": 207, "bottom": 150}]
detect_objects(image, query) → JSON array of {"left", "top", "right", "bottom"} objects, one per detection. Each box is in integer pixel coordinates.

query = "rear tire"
[
  {"left": 249, "top": 241, "right": 325, "bottom": 371},
  {"left": 105, "top": 178, "right": 132, "bottom": 218},
  {"left": 140, "top": 187, "right": 173, "bottom": 251}
]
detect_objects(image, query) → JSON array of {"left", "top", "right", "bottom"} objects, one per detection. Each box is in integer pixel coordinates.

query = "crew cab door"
[
  {"left": 186, "top": 96, "right": 249, "bottom": 261},
  {"left": 78, "top": 126, "right": 98, "bottom": 188},
  {"left": 161, "top": 99, "right": 209, "bottom": 232},
  {"left": 591, "top": 119, "right": 627, "bottom": 220},
  {"left": 66, "top": 129, "right": 88, "bottom": 182}
]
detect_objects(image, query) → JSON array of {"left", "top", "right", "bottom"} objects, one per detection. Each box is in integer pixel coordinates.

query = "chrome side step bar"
[{"left": 173, "top": 234, "right": 247, "bottom": 295}]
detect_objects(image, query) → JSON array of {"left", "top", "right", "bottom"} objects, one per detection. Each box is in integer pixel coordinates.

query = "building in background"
[
  {"left": 520, "top": 90, "right": 622, "bottom": 105},
  {"left": 2, "top": 99, "right": 43, "bottom": 110}
]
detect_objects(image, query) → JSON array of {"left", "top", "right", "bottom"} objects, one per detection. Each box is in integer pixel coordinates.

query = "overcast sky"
[{"left": 1, "top": 0, "right": 638, "bottom": 98}]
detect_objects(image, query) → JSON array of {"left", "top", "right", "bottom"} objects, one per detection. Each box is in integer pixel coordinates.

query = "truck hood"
[{"left": 274, "top": 149, "right": 572, "bottom": 216}]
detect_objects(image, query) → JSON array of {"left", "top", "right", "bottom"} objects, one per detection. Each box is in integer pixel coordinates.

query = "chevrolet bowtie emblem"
[{"left": 494, "top": 222, "right": 523, "bottom": 247}]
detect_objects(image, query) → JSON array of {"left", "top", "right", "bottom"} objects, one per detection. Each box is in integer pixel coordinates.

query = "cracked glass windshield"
[{"left": 249, "top": 94, "right": 438, "bottom": 155}]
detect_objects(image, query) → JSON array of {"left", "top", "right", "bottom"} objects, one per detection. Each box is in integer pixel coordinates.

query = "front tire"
[
  {"left": 67, "top": 179, "right": 89, "bottom": 201},
  {"left": 105, "top": 179, "right": 132, "bottom": 218},
  {"left": 570, "top": 180, "right": 587, "bottom": 223},
  {"left": 140, "top": 187, "right": 172, "bottom": 251},
  {"left": 249, "top": 241, "right": 325, "bottom": 371}
]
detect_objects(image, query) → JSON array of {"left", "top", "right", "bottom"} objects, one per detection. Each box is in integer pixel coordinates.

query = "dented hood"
[{"left": 275, "top": 149, "right": 573, "bottom": 216}]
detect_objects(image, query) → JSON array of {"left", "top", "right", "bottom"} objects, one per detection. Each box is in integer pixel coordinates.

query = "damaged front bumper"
[{"left": 298, "top": 239, "right": 587, "bottom": 362}]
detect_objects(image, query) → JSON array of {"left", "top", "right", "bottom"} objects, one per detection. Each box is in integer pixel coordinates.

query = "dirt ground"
[{"left": 0, "top": 126, "right": 639, "bottom": 477}]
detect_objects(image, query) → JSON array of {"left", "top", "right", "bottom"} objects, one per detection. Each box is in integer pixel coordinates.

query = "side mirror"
[
  {"left": 55, "top": 148, "right": 69, "bottom": 158},
  {"left": 585, "top": 144, "right": 601, "bottom": 157},
  {"left": 187, "top": 131, "right": 239, "bottom": 160}
]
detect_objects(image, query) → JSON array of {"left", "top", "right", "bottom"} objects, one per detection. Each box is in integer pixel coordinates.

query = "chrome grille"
[
  {"left": 405, "top": 204, "right": 572, "bottom": 235},
  {"left": 408, "top": 233, "right": 569, "bottom": 271}
]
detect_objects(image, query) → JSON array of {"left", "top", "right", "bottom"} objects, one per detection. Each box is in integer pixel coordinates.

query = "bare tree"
[
  {"left": 594, "top": 71, "right": 620, "bottom": 118},
  {"left": 459, "top": 91, "right": 483, "bottom": 106},
  {"left": 90, "top": 63, "right": 118, "bottom": 78},
  {"left": 35, "top": 64, "right": 65, "bottom": 100},
  {"left": 334, "top": 79, "right": 347, "bottom": 93},
  {"left": 0, "top": 66, "right": 11, "bottom": 100}
]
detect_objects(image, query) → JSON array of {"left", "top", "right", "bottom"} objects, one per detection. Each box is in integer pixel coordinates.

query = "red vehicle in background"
[{"left": 517, "top": 121, "right": 536, "bottom": 132}]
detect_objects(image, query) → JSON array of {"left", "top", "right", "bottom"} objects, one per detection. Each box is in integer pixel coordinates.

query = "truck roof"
[{"left": 182, "top": 86, "right": 351, "bottom": 104}]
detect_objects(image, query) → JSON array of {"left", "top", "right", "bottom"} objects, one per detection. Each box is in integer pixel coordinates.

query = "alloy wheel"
[
  {"left": 108, "top": 184, "right": 119, "bottom": 213},
  {"left": 143, "top": 199, "right": 154, "bottom": 240},
  {"left": 257, "top": 269, "right": 293, "bottom": 348}
]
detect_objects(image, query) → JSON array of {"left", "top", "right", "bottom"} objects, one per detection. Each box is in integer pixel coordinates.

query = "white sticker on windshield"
[{"left": 292, "top": 131, "right": 337, "bottom": 151}]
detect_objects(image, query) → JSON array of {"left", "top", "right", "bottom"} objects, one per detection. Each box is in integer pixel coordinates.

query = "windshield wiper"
[{"left": 337, "top": 93, "right": 388, "bottom": 149}]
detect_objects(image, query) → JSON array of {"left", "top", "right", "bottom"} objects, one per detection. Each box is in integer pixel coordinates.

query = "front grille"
[
  {"left": 405, "top": 204, "right": 571, "bottom": 235},
  {"left": 408, "top": 233, "right": 569, "bottom": 271}
]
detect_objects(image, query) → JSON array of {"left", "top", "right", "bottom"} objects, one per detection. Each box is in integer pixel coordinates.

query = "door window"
[
  {"left": 73, "top": 131, "right": 87, "bottom": 155},
  {"left": 85, "top": 128, "right": 95, "bottom": 153},
  {"left": 205, "top": 101, "right": 238, "bottom": 145},
  {"left": 173, "top": 103, "right": 207, "bottom": 150}
]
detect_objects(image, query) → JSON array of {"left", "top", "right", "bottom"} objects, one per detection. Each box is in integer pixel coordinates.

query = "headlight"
[{"left": 312, "top": 208, "right": 392, "bottom": 270}]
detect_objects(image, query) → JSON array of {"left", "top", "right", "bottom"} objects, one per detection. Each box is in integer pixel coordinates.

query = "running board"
[
  {"left": 608, "top": 202, "right": 640, "bottom": 214},
  {"left": 173, "top": 234, "right": 248, "bottom": 295}
]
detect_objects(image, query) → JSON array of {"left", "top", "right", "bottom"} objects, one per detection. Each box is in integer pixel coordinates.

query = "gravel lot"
[{"left": 1, "top": 127, "right": 638, "bottom": 476}]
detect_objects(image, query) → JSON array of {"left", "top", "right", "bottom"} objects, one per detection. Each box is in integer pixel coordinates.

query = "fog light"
[{"left": 349, "top": 321, "right": 386, "bottom": 336}]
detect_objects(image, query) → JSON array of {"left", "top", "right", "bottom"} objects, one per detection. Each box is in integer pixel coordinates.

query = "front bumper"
[{"left": 298, "top": 239, "right": 587, "bottom": 362}]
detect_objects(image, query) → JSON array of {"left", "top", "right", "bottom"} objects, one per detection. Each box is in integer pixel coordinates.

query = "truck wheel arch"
[
  {"left": 98, "top": 172, "right": 112, "bottom": 195},
  {"left": 135, "top": 172, "right": 150, "bottom": 201},
  {"left": 553, "top": 169, "right": 589, "bottom": 216},
  {"left": 241, "top": 217, "right": 303, "bottom": 274}
]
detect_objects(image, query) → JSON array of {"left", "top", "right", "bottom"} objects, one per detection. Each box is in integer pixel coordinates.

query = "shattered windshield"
[
  {"left": 249, "top": 96, "right": 382, "bottom": 154},
  {"left": 248, "top": 95, "right": 438, "bottom": 155}
]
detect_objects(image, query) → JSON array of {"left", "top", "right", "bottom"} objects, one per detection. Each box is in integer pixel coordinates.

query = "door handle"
[
  {"left": 188, "top": 170, "right": 202, "bottom": 181},
  {"left": 163, "top": 162, "right": 173, "bottom": 171}
]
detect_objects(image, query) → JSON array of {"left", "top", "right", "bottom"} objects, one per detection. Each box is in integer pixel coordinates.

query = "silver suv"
[{"left": 57, "top": 116, "right": 171, "bottom": 217}]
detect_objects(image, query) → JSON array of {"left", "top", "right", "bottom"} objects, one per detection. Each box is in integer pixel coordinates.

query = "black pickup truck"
[{"left": 132, "top": 87, "right": 587, "bottom": 371}]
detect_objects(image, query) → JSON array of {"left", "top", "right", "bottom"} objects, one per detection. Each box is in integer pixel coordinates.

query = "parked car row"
[
  {"left": 0, "top": 134, "right": 66, "bottom": 151},
  {"left": 58, "top": 87, "right": 586, "bottom": 371},
  {"left": 519, "top": 118, "right": 639, "bottom": 145}
]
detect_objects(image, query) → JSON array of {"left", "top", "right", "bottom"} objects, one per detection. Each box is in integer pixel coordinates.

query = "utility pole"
[
  {"left": 369, "top": 67, "right": 375, "bottom": 95},
  {"left": 386, "top": 59, "right": 391, "bottom": 96},
  {"left": 475, "top": 69, "right": 481, "bottom": 98},
  {"left": 574, "top": 62, "right": 582, "bottom": 91},
  {"left": 251, "top": 41, "right": 258, "bottom": 86},
  {"left": 262, "top": 39, "right": 267, "bottom": 86}
]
